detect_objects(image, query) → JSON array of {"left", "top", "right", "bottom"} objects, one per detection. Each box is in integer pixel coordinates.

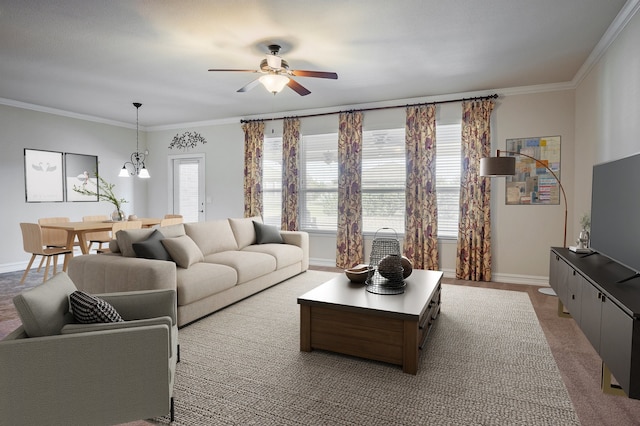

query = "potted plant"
[
  {"left": 579, "top": 213, "right": 590, "bottom": 248},
  {"left": 73, "top": 173, "right": 127, "bottom": 221}
]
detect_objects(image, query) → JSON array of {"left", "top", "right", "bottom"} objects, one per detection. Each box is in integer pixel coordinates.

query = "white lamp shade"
[
  {"left": 259, "top": 74, "right": 289, "bottom": 94},
  {"left": 138, "top": 167, "right": 150, "bottom": 179},
  {"left": 119, "top": 167, "right": 130, "bottom": 177}
]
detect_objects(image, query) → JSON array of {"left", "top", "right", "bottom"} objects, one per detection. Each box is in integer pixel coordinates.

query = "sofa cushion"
[
  {"left": 185, "top": 220, "right": 238, "bottom": 255},
  {"left": 253, "top": 221, "right": 283, "bottom": 244},
  {"left": 12, "top": 271, "right": 77, "bottom": 337},
  {"left": 116, "top": 228, "right": 156, "bottom": 257},
  {"left": 176, "top": 263, "right": 238, "bottom": 306},
  {"left": 243, "top": 243, "right": 304, "bottom": 270},
  {"left": 228, "top": 216, "right": 261, "bottom": 249},
  {"left": 161, "top": 235, "right": 204, "bottom": 269},
  {"left": 204, "top": 251, "right": 276, "bottom": 284},
  {"left": 69, "top": 291, "right": 124, "bottom": 323},
  {"left": 132, "top": 229, "right": 173, "bottom": 261},
  {"left": 158, "top": 223, "right": 186, "bottom": 239}
]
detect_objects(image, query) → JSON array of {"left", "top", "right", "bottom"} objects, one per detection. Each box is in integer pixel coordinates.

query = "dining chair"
[
  {"left": 164, "top": 214, "right": 183, "bottom": 219},
  {"left": 160, "top": 217, "right": 183, "bottom": 227},
  {"left": 82, "top": 215, "right": 111, "bottom": 252},
  {"left": 96, "top": 221, "right": 143, "bottom": 253},
  {"left": 37, "top": 217, "right": 72, "bottom": 272},
  {"left": 112, "top": 220, "right": 143, "bottom": 233},
  {"left": 20, "top": 223, "right": 72, "bottom": 283}
]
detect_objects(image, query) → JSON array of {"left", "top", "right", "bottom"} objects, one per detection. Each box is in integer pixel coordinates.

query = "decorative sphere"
[
  {"left": 378, "top": 254, "right": 403, "bottom": 280},
  {"left": 401, "top": 256, "right": 413, "bottom": 278}
]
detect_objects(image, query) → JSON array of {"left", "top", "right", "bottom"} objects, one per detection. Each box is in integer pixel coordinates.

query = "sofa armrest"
[
  {"left": 280, "top": 230, "right": 309, "bottom": 271},
  {"left": 61, "top": 316, "right": 175, "bottom": 357},
  {"left": 68, "top": 254, "right": 177, "bottom": 293},
  {"left": 0, "top": 325, "right": 171, "bottom": 425},
  {"left": 61, "top": 317, "right": 172, "bottom": 334},
  {"left": 97, "top": 289, "right": 177, "bottom": 325}
]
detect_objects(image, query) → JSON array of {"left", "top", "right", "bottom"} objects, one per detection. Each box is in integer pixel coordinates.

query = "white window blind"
[
  {"left": 263, "top": 137, "right": 283, "bottom": 227},
  {"left": 362, "top": 129, "right": 406, "bottom": 233},
  {"left": 300, "top": 133, "right": 338, "bottom": 231},
  {"left": 175, "top": 159, "right": 200, "bottom": 223},
  {"left": 435, "top": 123, "right": 462, "bottom": 239}
]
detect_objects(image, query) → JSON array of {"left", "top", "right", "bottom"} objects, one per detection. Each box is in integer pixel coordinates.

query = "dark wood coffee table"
[{"left": 297, "top": 269, "right": 442, "bottom": 374}]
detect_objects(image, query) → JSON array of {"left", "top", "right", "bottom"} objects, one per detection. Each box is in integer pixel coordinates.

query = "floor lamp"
[{"left": 480, "top": 150, "right": 567, "bottom": 296}]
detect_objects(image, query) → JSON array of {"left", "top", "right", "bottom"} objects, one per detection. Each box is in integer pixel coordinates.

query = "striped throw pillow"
[{"left": 69, "top": 291, "right": 124, "bottom": 324}]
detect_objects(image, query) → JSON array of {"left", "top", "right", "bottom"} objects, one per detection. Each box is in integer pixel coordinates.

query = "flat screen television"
[{"left": 590, "top": 152, "right": 640, "bottom": 275}]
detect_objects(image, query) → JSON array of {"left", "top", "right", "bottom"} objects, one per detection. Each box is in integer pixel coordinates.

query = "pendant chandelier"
[{"left": 119, "top": 102, "right": 150, "bottom": 178}]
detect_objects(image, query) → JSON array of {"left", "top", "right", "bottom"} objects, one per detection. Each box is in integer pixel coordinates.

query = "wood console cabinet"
[{"left": 549, "top": 247, "right": 640, "bottom": 398}]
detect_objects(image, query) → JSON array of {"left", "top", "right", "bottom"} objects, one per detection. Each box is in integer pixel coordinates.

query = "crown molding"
[
  {"left": 572, "top": 0, "right": 640, "bottom": 86},
  {"left": 0, "top": 97, "right": 138, "bottom": 130}
]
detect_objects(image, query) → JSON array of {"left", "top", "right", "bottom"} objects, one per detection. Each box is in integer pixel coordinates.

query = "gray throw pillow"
[
  {"left": 132, "top": 229, "right": 173, "bottom": 261},
  {"left": 69, "top": 291, "right": 124, "bottom": 324},
  {"left": 253, "top": 221, "right": 283, "bottom": 244}
]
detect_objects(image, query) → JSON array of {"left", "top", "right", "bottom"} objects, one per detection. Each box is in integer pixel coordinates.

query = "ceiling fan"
[{"left": 208, "top": 44, "right": 338, "bottom": 96}]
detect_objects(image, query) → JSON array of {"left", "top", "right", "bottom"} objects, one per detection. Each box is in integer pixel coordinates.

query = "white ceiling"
[{"left": 0, "top": 0, "right": 632, "bottom": 128}]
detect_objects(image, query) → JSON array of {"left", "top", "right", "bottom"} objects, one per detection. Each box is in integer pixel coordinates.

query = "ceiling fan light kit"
[
  {"left": 259, "top": 74, "right": 290, "bottom": 94},
  {"left": 209, "top": 44, "right": 338, "bottom": 96}
]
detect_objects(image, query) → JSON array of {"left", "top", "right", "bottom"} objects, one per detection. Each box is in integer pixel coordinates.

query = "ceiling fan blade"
[
  {"left": 287, "top": 78, "right": 311, "bottom": 96},
  {"left": 237, "top": 78, "right": 261, "bottom": 93},
  {"left": 290, "top": 70, "right": 338, "bottom": 79},
  {"left": 208, "top": 69, "right": 258, "bottom": 73}
]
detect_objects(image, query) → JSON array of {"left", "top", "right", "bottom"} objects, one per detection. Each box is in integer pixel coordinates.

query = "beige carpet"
[{"left": 152, "top": 270, "right": 579, "bottom": 425}]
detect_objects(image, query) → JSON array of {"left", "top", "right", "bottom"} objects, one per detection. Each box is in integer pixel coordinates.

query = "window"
[
  {"left": 263, "top": 137, "right": 283, "bottom": 227},
  {"left": 435, "top": 123, "right": 462, "bottom": 239},
  {"left": 264, "top": 121, "right": 462, "bottom": 238},
  {"left": 300, "top": 133, "right": 339, "bottom": 231},
  {"left": 362, "top": 129, "right": 406, "bottom": 233}
]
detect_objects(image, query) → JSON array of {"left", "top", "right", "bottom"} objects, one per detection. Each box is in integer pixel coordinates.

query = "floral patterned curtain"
[
  {"left": 281, "top": 117, "right": 300, "bottom": 231},
  {"left": 404, "top": 104, "right": 439, "bottom": 270},
  {"left": 456, "top": 99, "right": 495, "bottom": 281},
  {"left": 242, "top": 121, "right": 265, "bottom": 218},
  {"left": 336, "top": 111, "right": 364, "bottom": 269}
]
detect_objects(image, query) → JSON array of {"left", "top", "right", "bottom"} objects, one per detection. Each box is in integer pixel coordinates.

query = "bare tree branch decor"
[{"left": 169, "top": 131, "right": 207, "bottom": 151}]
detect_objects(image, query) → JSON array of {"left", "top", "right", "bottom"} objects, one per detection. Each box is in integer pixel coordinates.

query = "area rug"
[{"left": 153, "top": 270, "right": 579, "bottom": 425}]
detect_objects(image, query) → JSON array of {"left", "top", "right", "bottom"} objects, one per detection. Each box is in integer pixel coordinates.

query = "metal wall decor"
[{"left": 169, "top": 131, "right": 207, "bottom": 151}]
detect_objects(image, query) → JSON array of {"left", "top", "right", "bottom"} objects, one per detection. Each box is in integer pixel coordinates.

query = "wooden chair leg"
[
  {"left": 53, "top": 255, "right": 58, "bottom": 275},
  {"left": 62, "top": 252, "right": 70, "bottom": 272},
  {"left": 37, "top": 256, "right": 46, "bottom": 273},
  {"left": 43, "top": 256, "right": 52, "bottom": 283},
  {"left": 20, "top": 255, "right": 37, "bottom": 284}
]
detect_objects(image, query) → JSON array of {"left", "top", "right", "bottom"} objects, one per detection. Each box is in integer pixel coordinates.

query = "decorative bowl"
[
  {"left": 401, "top": 256, "right": 413, "bottom": 278},
  {"left": 345, "top": 265, "right": 373, "bottom": 283}
]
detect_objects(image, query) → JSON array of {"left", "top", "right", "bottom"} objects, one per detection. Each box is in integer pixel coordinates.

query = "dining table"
[{"left": 40, "top": 218, "right": 162, "bottom": 257}]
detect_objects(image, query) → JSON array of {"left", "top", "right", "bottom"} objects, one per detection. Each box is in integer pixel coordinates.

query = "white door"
[{"left": 169, "top": 154, "right": 205, "bottom": 222}]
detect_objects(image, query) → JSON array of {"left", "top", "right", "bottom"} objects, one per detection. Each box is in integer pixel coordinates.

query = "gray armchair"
[{"left": 0, "top": 272, "right": 177, "bottom": 425}]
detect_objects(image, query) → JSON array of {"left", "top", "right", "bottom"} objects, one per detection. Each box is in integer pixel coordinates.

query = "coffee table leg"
[
  {"left": 300, "top": 304, "right": 311, "bottom": 352},
  {"left": 403, "top": 320, "right": 419, "bottom": 374}
]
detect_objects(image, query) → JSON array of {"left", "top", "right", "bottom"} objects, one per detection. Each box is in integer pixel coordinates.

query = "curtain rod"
[{"left": 240, "top": 93, "right": 498, "bottom": 124}]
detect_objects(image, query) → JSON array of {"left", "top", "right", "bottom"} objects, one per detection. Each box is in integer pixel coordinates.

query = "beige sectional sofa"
[{"left": 68, "top": 217, "right": 309, "bottom": 326}]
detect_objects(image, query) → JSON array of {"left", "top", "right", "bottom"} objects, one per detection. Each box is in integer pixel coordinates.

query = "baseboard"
[{"left": 0, "top": 262, "right": 28, "bottom": 274}]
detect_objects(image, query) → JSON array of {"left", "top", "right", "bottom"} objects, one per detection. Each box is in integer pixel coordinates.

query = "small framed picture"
[
  {"left": 24, "top": 149, "right": 64, "bottom": 202},
  {"left": 65, "top": 153, "right": 99, "bottom": 202}
]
